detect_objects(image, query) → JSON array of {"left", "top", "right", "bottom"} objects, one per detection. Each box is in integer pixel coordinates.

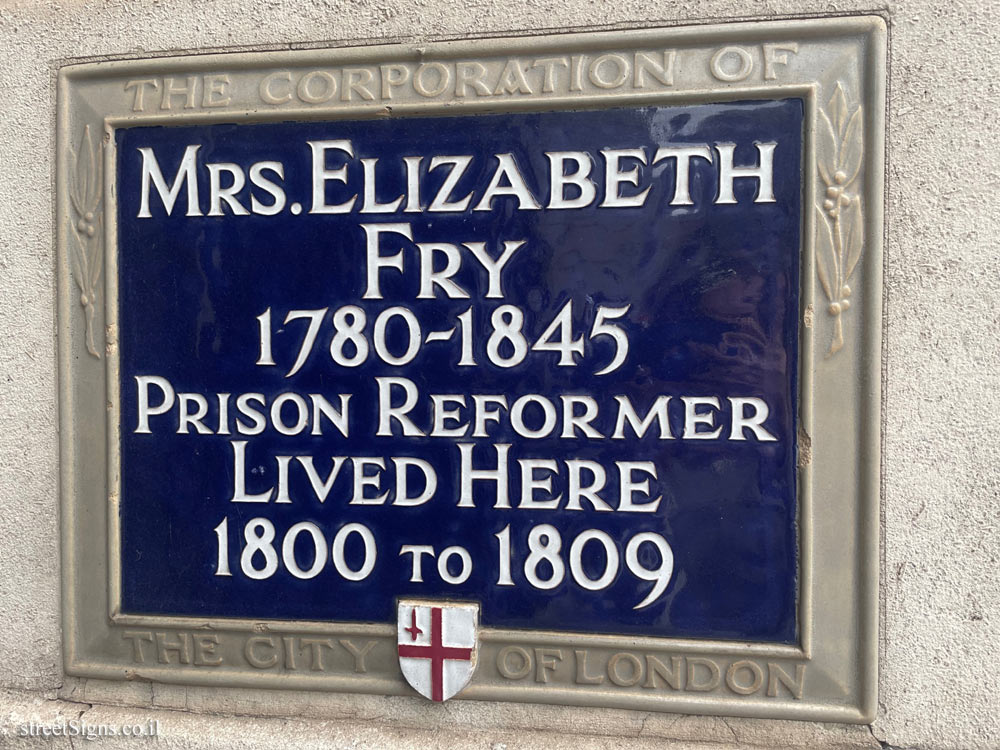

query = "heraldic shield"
[{"left": 397, "top": 600, "right": 480, "bottom": 702}]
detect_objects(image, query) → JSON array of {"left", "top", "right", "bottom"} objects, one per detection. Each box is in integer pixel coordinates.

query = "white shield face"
[{"left": 397, "top": 600, "right": 480, "bottom": 702}]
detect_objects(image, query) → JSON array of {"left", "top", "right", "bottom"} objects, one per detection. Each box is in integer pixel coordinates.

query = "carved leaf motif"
[
  {"left": 816, "top": 81, "right": 865, "bottom": 357},
  {"left": 817, "top": 111, "right": 837, "bottom": 186},
  {"left": 89, "top": 213, "right": 104, "bottom": 291},
  {"left": 68, "top": 223, "right": 90, "bottom": 299},
  {"left": 817, "top": 154, "right": 831, "bottom": 187},
  {"left": 830, "top": 83, "right": 849, "bottom": 140},
  {"left": 88, "top": 132, "right": 101, "bottom": 211},
  {"left": 839, "top": 109, "right": 863, "bottom": 184},
  {"left": 814, "top": 205, "right": 835, "bottom": 303},
  {"left": 845, "top": 196, "right": 864, "bottom": 281},
  {"left": 68, "top": 232, "right": 87, "bottom": 297},
  {"left": 68, "top": 125, "right": 103, "bottom": 359},
  {"left": 68, "top": 162, "right": 82, "bottom": 216},
  {"left": 76, "top": 127, "right": 93, "bottom": 207}
]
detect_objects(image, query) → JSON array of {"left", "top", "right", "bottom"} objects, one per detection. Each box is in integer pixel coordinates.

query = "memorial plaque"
[{"left": 58, "top": 17, "right": 885, "bottom": 721}]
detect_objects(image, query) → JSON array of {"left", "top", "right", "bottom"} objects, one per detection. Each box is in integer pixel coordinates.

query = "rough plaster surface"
[{"left": 0, "top": 1, "right": 997, "bottom": 748}]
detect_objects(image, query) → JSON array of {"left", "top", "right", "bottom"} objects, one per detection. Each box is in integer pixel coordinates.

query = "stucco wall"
[{"left": 0, "top": 1, "right": 996, "bottom": 748}]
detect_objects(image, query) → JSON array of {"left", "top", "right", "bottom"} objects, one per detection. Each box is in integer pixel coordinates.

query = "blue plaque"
[
  {"left": 116, "top": 100, "right": 801, "bottom": 643},
  {"left": 61, "top": 19, "right": 886, "bottom": 719}
]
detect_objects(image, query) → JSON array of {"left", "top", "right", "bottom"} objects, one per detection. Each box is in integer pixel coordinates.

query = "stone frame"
[{"left": 57, "top": 16, "right": 885, "bottom": 721}]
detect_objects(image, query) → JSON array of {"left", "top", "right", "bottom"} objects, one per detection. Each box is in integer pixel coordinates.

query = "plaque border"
[{"left": 58, "top": 15, "right": 885, "bottom": 722}]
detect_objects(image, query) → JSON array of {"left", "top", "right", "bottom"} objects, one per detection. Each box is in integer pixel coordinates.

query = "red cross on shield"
[{"left": 397, "top": 600, "right": 480, "bottom": 702}]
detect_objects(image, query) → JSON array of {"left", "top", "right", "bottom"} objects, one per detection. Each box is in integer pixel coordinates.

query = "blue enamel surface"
[{"left": 116, "top": 100, "right": 802, "bottom": 642}]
